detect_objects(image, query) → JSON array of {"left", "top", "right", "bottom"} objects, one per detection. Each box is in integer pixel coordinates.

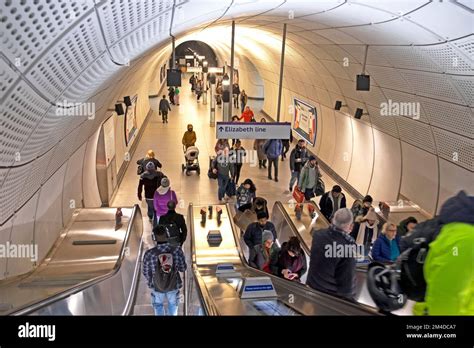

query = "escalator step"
[{"left": 72, "top": 240, "right": 117, "bottom": 245}]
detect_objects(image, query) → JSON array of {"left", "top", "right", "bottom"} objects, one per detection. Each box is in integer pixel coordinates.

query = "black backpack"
[
  {"left": 152, "top": 248, "right": 179, "bottom": 293},
  {"left": 398, "top": 218, "right": 443, "bottom": 302},
  {"left": 155, "top": 223, "right": 181, "bottom": 247}
]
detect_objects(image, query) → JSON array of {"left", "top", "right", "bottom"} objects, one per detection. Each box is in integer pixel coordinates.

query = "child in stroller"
[{"left": 182, "top": 145, "right": 200, "bottom": 176}]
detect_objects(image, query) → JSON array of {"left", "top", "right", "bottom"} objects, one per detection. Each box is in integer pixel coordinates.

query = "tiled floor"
[{"left": 111, "top": 75, "right": 349, "bottom": 315}]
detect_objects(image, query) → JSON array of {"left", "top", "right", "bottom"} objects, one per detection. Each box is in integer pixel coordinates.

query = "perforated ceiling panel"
[
  {"left": 432, "top": 128, "right": 474, "bottom": 171},
  {"left": 0, "top": 81, "right": 51, "bottom": 166},
  {"left": 0, "top": 0, "right": 94, "bottom": 72}
]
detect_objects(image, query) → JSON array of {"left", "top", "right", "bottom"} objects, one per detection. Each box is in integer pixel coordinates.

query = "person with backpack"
[
  {"left": 298, "top": 155, "right": 322, "bottom": 200},
  {"left": 159, "top": 95, "right": 171, "bottom": 123},
  {"left": 153, "top": 177, "right": 178, "bottom": 226},
  {"left": 137, "top": 150, "right": 162, "bottom": 175},
  {"left": 289, "top": 139, "right": 308, "bottom": 192},
  {"left": 142, "top": 223, "right": 187, "bottom": 316},
  {"left": 137, "top": 162, "right": 164, "bottom": 225},
  {"left": 154, "top": 200, "right": 187, "bottom": 247},
  {"left": 399, "top": 190, "right": 474, "bottom": 315},
  {"left": 236, "top": 178, "right": 257, "bottom": 212},
  {"left": 263, "top": 139, "right": 283, "bottom": 182}
]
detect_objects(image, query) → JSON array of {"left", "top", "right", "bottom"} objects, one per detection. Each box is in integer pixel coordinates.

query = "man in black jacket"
[
  {"left": 307, "top": 208, "right": 357, "bottom": 301},
  {"left": 243, "top": 211, "right": 277, "bottom": 251},
  {"left": 138, "top": 162, "right": 164, "bottom": 225},
  {"left": 159, "top": 95, "right": 171, "bottom": 123},
  {"left": 155, "top": 200, "right": 187, "bottom": 246},
  {"left": 319, "top": 185, "right": 347, "bottom": 221},
  {"left": 289, "top": 139, "right": 308, "bottom": 192}
]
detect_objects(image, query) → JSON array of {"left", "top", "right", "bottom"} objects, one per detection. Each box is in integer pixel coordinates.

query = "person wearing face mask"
[
  {"left": 182, "top": 124, "right": 197, "bottom": 149},
  {"left": 289, "top": 139, "right": 308, "bottom": 192},
  {"left": 298, "top": 155, "right": 322, "bottom": 201},
  {"left": 243, "top": 211, "right": 277, "bottom": 254}
]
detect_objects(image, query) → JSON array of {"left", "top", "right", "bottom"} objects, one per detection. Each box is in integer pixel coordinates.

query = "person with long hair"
[{"left": 236, "top": 178, "right": 257, "bottom": 212}]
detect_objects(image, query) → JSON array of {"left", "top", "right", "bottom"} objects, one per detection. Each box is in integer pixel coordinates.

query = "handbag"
[
  {"left": 226, "top": 180, "right": 237, "bottom": 197},
  {"left": 292, "top": 186, "right": 305, "bottom": 203},
  {"left": 315, "top": 177, "right": 325, "bottom": 196}
]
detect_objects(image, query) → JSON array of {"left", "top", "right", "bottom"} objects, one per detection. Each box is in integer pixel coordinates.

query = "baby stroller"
[{"left": 182, "top": 145, "right": 200, "bottom": 176}]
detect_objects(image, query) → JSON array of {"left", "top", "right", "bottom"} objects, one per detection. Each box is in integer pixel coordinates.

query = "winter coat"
[
  {"left": 253, "top": 139, "right": 267, "bottom": 160},
  {"left": 157, "top": 209, "right": 188, "bottom": 245},
  {"left": 307, "top": 225, "right": 357, "bottom": 300},
  {"left": 298, "top": 162, "right": 321, "bottom": 191},
  {"left": 138, "top": 170, "right": 164, "bottom": 200},
  {"left": 249, "top": 243, "right": 280, "bottom": 275},
  {"left": 371, "top": 234, "right": 401, "bottom": 263},
  {"left": 240, "top": 109, "right": 254, "bottom": 123},
  {"left": 263, "top": 139, "right": 283, "bottom": 160},
  {"left": 244, "top": 221, "right": 277, "bottom": 249},
  {"left": 240, "top": 93, "right": 248, "bottom": 105},
  {"left": 289, "top": 146, "right": 308, "bottom": 172},
  {"left": 232, "top": 84, "right": 240, "bottom": 95},
  {"left": 277, "top": 242, "right": 307, "bottom": 280},
  {"left": 182, "top": 130, "right": 197, "bottom": 148},
  {"left": 159, "top": 99, "right": 171, "bottom": 113},
  {"left": 153, "top": 188, "right": 178, "bottom": 217},
  {"left": 404, "top": 191, "right": 474, "bottom": 315},
  {"left": 137, "top": 157, "right": 162, "bottom": 170},
  {"left": 319, "top": 191, "right": 347, "bottom": 221}
]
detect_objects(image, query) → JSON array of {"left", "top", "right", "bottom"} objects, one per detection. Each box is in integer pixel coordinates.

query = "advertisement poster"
[
  {"left": 293, "top": 98, "right": 317, "bottom": 146},
  {"left": 124, "top": 95, "right": 138, "bottom": 147},
  {"left": 103, "top": 114, "right": 116, "bottom": 166}
]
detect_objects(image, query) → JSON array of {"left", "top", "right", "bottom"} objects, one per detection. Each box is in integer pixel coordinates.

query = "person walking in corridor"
[
  {"left": 240, "top": 90, "right": 248, "bottom": 113},
  {"left": 263, "top": 139, "right": 282, "bottom": 182},
  {"left": 159, "top": 95, "right": 171, "bottom": 123},
  {"left": 174, "top": 87, "right": 180, "bottom": 105}
]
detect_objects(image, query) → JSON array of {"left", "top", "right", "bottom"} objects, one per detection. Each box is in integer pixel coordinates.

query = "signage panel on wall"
[
  {"left": 216, "top": 122, "right": 291, "bottom": 139},
  {"left": 124, "top": 95, "right": 138, "bottom": 147},
  {"left": 293, "top": 98, "right": 317, "bottom": 146}
]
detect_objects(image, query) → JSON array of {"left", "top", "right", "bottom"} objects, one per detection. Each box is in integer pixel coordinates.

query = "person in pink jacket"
[{"left": 153, "top": 177, "right": 178, "bottom": 226}]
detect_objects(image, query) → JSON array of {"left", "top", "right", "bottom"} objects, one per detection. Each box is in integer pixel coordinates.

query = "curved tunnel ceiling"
[{"left": 0, "top": 0, "right": 473, "bottom": 226}]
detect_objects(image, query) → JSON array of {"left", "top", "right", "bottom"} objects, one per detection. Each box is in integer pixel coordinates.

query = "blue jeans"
[
  {"left": 145, "top": 199, "right": 156, "bottom": 225},
  {"left": 289, "top": 170, "right": 300, "bottom": 190},
  {"left": 241, "top": 102, "right": 246, "bottom": 113},
  {"left": 218, "top": 174, "right": 230, "bottom": 200},
  {"left": 304, "top": 188, "right": 315, "bottom": 201},
  {"left": 151, "top": 289, "right": 180, "bottom": 316}
]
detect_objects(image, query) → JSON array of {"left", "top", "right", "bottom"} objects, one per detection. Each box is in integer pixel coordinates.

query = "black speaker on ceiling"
[
  {"left": 115, "top": 103, "right": 125, "bottom": 115},
  {"left": 354, "top": 108, "right": 364, "bottom": 119},
  {"left": 124, "top": 96, "right": 132, "bottom": 106},
  {"left": 335, "top": 101, "right": 343, "bottom": 110},
  {"left": 356, "top": 74, "right": 370, "bottom": 91}
]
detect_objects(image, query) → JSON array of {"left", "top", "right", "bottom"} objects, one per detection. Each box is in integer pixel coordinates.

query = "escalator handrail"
[
  {"left": 226, "top": 204, "right": 379, "bottom": 315},
  {"left": 11, "top": 204, "right": 143, "bottom": 316},
  {"left": 187, "top": 203, "right": 219, "bottom": 316}
]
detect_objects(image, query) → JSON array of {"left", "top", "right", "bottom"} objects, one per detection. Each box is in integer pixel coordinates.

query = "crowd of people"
[{"left": 139, "top": 73, "right": 472, "bottom": 317}]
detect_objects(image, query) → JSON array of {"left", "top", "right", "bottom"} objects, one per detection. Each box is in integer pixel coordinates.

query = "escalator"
[
  {"left": 3, "top": 205, "right": 144, "bottom": 316},
  {"left": 271, "top": 201, "right": 414, "bottom": 315},
  {"left": 186, "top": 203, "right": 379, "bottom": 315}
]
